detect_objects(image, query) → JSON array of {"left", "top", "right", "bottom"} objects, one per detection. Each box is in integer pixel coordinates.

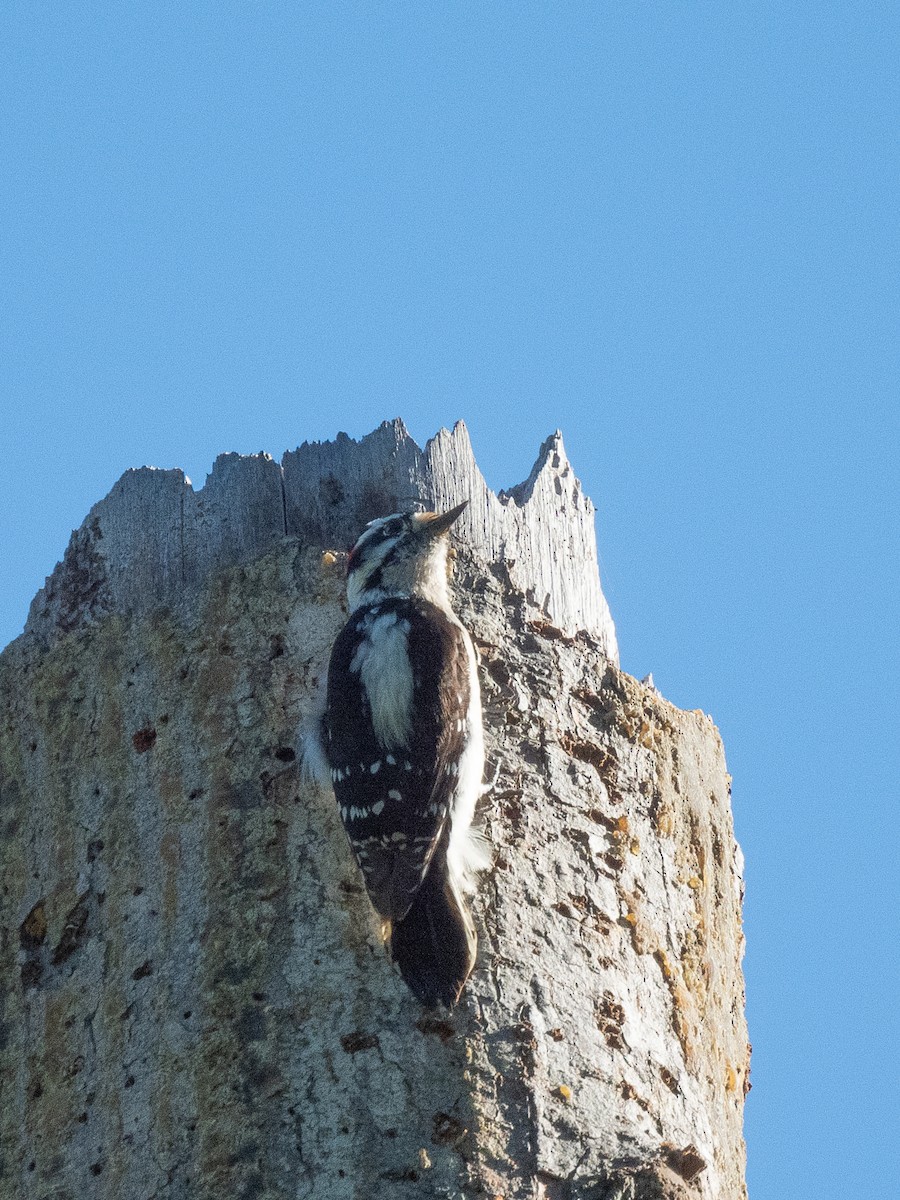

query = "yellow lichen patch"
[
  {"left": 554, "top": 1084, "right": 572, "bottom": 1102},
  {"left": 654, "top": 949, "right": 674, "bottom": 981},
  {"left": 21, "top": 902, "right": 47, "bottom": 946},
  {"left": 725, "top": 1064, "right": 738, "bottom": 1092},
  {"left": 616, "top": 815, "right": 629, "bottom": 833},
  {"left": 629, "top": 839, "right": 640, "bottom": 856},
  {"left": 671, "top": 984, "right": 696, "bottom": 1059},
  {"left": 618, "top": 702, "right": 661, "bottom": 743},
  {"left": 687, "top": 876, "right": 702, "bottom": 890},
  {"left": 679, "top": 926, "right": 712, "bottom": 1012},
  {"left": 655, "top": 809, "right": 673, "bottom": 836},
  {"left": 620, "top": 904, "right": 654, "bottom": 954},
  {"left": 321, "top": 551, "right": 337, "bottom": 567}
]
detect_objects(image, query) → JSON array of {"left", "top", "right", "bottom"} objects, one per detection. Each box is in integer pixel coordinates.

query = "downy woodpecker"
[{"left": 311, "top": 502, "right": 487, "bottom": 1007}]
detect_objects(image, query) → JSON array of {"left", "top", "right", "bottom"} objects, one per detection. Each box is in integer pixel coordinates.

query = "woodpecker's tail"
[{"left": 389, "top": 853, "right": 477, "bottom": 1008}]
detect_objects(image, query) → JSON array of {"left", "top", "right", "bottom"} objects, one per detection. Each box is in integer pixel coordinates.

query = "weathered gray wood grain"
[{"left": 23, "top": 420, "right": 618, "bottom": 661}]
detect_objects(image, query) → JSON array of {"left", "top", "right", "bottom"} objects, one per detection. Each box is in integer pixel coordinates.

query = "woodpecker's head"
[{"left": 346, "top": 502, "right": 468, "bottom": 612}]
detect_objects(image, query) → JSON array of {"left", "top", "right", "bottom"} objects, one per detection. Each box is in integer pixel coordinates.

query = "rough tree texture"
[{"left": 0, "top": 422, "right": 748, "bottom": 1200}]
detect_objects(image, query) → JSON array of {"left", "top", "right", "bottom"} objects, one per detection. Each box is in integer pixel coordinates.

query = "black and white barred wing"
[{"left": 325, "top": 599, "right": 471, "bottom": 923}]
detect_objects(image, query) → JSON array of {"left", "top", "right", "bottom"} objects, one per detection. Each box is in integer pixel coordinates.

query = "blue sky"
[{"left": 1, "top": 4, "right": 897, "bottom": 1193}]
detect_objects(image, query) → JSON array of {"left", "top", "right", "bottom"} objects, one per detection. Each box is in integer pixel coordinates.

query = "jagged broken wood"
[
  {"left": 0, "top": 421, "right": 747, "bottom": 1200},
  {"left": 24, "top": 419, "right": 616, "bottom": 657}
]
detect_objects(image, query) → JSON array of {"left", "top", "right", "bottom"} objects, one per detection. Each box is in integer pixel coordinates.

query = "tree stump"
[{"left": 0, "top": 421, "right": 747, "bottom": 1199}]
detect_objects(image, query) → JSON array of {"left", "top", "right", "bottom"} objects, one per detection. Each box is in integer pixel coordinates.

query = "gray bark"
[{"left": 0, "top": 422, "right": 747, "bottom": 1200}]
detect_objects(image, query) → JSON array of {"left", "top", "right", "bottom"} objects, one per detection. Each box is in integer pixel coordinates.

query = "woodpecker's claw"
[{"left": 480, "top": 759, "right": 501, "bottom": 796}]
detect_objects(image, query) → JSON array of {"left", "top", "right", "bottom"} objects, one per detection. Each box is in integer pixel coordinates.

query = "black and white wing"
[{"left": 324, "top": 597, "right": 472, "bottom": 924}]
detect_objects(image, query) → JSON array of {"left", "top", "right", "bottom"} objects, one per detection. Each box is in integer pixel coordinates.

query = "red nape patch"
[{"left": 346, "top": 545, "right": 360, "bottom": 574}]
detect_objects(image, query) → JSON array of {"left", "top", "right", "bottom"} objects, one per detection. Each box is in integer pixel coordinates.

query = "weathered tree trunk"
[{"left": 0, "top": 421, "right": 748, "bottom": 1200}]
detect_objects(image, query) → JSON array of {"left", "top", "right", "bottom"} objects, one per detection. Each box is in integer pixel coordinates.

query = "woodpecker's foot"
[{"left": 480, "top": 759, "right": 501, "bottom": 796}]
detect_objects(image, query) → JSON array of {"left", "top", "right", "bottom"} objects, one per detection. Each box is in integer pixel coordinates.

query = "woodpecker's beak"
[{"left": 417, "top": 501, "right": 468, "bottom": 537}]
